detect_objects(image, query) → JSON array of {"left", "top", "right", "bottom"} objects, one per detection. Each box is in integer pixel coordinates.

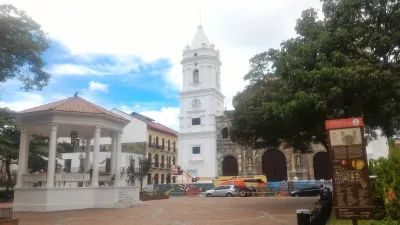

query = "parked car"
[
  {"left": 290, "top": 186, "right": 323, "bottom": 197},
  {"left": 205, "top": 185, "right": 238, "bottom": 197}
]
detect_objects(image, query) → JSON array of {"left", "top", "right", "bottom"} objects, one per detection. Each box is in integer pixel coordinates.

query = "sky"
[{"left": 0, "top": 0, "right": 323, "bottom": 131}]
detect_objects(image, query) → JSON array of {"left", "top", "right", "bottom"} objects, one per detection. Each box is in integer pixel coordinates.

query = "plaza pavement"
[{"left": 13, "top": 196, "right": 318, "bottom": 225}]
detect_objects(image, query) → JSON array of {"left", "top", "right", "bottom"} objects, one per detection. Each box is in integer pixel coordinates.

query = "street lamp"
[{"left": 70, "top": 126, "right": 78, "bottom": 146}]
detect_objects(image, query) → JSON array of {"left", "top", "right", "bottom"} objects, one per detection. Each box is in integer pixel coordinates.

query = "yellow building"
[{"left": 130, "top": 112, "right": 178, "bottom": 185}]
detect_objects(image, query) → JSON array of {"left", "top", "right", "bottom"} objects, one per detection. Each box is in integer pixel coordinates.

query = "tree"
[
  {"left": 0, "top": 4, "right": 51, "bottom": 91},
  {"left": 369, "top": 142, "right": 400, "bottom": 221},
  {"left": 127, "top": 156, "right": 151, "bottom": 192},
  {"left": 230, "top": 1, "right": 400, "bottom": 153}
]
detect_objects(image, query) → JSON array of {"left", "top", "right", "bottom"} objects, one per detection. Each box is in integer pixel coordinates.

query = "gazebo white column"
[
  {"left": 91, "top": 125, "right": 101, "bottom": 187},
  {"left": 84, "top": 138, "right": 91, "bottom": 172},
  {"left": 24, "top": 132, "right": 31, "bottom": 173},
  {"left": 15, "top": 127, "right": 28, "bottom": 188},
  {"left": 46, "top": 124, "right": 58, "bottom": 188},
  {"left": 114, "top": 131, "right": 122, "bottom": 186},
  {"left": 110, "top": 133, "right": 117, "bottom": 179}
]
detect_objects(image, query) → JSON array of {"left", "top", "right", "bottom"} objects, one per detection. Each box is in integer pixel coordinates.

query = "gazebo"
[{"left": 13, "top": 95, "right": 140, "bottom": 212}]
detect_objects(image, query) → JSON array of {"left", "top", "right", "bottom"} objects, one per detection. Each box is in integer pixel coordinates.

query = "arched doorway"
[
  {"left": 313, "top": 152, "right": 331, "bottom": 180},
  {"left": 222, "top": 156, "right": 238, "bottom": 176},
  {"left": 262, "top": 149, "right": 287, "bottom": 182}
]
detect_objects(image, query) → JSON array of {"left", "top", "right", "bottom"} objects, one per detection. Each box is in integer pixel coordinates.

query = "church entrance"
[
  {"left": 222, "top": 156, "right": 238, "bottom": 176},
  {"left": 262, "top": 149, "right": 287, "bottom": 182},
  {"left": 313, "top": 152, "right": 331, "bottom": 180}
]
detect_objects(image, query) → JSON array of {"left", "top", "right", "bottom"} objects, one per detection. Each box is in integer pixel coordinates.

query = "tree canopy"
[
  {"left": 0, "top": 4, "right": 51, "bottom": 91},
  {"left": 230, "top": 0, "right": 400, "bottom": 153}
]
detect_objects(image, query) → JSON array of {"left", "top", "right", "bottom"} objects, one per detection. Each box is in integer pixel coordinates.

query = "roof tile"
[{"left": 19, "top": 96, "right": 128, "bottom": 121}]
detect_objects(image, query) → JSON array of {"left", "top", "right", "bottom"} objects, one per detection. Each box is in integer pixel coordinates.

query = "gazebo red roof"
[{"left": 19, "top": 96, "right": 129, "bottom": 121}]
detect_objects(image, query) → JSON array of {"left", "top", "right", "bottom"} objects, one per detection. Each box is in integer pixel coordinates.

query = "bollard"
[{"left": 297, "top": 209, "right": 311, "bottom": 225}]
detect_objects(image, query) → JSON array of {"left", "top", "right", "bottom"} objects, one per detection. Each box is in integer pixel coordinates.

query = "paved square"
[{"left": 14, "top": 197, "right": 318, "bottom": 225}]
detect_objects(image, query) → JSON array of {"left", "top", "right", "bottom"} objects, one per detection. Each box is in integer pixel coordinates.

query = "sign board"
[{"left": 325, "top": 117, "right": 373, "bottom": 220}]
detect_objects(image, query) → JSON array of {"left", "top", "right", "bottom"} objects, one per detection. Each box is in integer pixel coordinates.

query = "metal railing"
[
  {"left": 309, "top": 191, "right": 332, "bottom": 225},
  {"left": 0, "top": 206, "right": 12, "bottom": 220}
]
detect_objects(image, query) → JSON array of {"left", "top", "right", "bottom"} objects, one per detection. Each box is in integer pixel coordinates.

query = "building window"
[
  {"left": 222, "top": 127, "right": 229, "bottom": 139},
  {"left": 154, "top": 174, "right": 159, "bottom": 184},
  {"left": 192, "top": 118, "right": 201, "bottom": 125},
  {"left": 172, "top": 157, "right": 176, "bottom": 165},
  {"left": 154, "top": 154, "right": 159, "bottom": 167},
  {"left": 162, "top": 138, "right": 165, "bottom": 149},
  {"left": 168, "top": 140, "right": 170, "bottom": 151},
  {"left": 147, "top": 173, "right": 152, "bottom": 185},
  {"left": 167, "top": 173, "right": 171, "bottom": 184},
  {"left": 148, "top": 153, "right": 152, "bottom": 162},
  {"left": 64, "top": 159, "right": 72, "bottom": 173},
  {"left": 161, "top": 155, "right": 165, "bottom": 168},
  {"left": 193, "top": 69, "right": 199, "bottom": 83},
  {"left": 173, "top": 141, "right": 176, "bottom": 152},
  {"left": 148, "top": 135, "right": 152, "bottom": 147},
  {"left": 216, "top": 72, "right": 220, "bottom": 85},
  {"left": 155, "top": 137, "right": 159, "bottom": 147},
  {"left": 192, "top": 147, "right": 201, "bottom": 154},
  {"left": 172, "top": 176, "right": 176, "bottom": 183},
  {"left": 161, "top": 174, "right": 165, "bottom": 184}
]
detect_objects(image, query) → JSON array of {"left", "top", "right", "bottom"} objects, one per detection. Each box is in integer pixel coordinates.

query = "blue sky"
[{"left": 0, "top": 0, "right": 323, "bottom": 130}]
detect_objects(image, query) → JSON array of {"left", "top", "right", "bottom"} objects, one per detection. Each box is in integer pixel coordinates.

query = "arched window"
[
  {"left": 148, "top": 153, "right": 152, "bottom": 162},
  {"left": 161, "top": 174, "right": 165, "bottom": 184},
  {"left": 147, "top": 173, "right": 152, "bottom": 184},
  {"left": 162, "top": 138, "right": 165, "bottom": 149},
  {"left": 173, "top": 141, "right": 176, "bottom": 152},
  {"left": 161, "top": 155, "right": 165, "bottom": 168},
  {"left": 148, "top": 135, "right": 152, "bottom": 147},
  {"left": 193, "top": 69, "right": 199, "bottom": 83},
  {"left": 156, "top": 137, "right": 159, "bottom": 147},
  {"left": 222, "top": 127, "right": 229, "bottom": 139},
  {"left": 168, "top": 140, "right": 170, "bottom": 151},
  {"left": 172, "top": 157, "right": 176, "bottom": 165}
]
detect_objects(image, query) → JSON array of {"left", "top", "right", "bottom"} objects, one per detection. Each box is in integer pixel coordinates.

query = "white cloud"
[
  {"left": 88, "top": 81, "right": 108, "bottom": 93},
  {"left": 5, "top": 0, "right": 323, "bottom": 113},
  {"left": 140, "top": 107, "right": 180, "bottom": 131},
  {"left": 0, "top": 92, "right": 45, "bottom": 112}
]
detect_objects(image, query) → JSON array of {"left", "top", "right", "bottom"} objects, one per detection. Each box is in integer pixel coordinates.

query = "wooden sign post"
[{"left": 325, "top": 117, "right": 374, "bottom": 224}]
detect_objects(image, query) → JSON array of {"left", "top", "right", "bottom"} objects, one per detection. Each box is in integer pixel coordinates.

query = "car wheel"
[
  {"left": 226, "top": 193, "right": 233, "bottom": 197},
  {"left": 206, "top": 193, "right": 212, "bottom": 197},
  {"left": 239, "top": 189, "right": 246, "bottom": 197}
]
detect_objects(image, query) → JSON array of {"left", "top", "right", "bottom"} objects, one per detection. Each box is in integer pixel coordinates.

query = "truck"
[{"left": 213, "top": 175, "right": 268, "bottom": 197}]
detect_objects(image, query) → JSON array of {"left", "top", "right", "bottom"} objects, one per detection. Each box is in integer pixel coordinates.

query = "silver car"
[{"left": 205, "top": 185, "right": 238, "bottom": 197}]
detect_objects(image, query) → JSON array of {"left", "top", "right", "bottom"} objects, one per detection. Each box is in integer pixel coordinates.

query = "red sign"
[{"left": 325, "top": 117, "right": 364, "bottom": 130}]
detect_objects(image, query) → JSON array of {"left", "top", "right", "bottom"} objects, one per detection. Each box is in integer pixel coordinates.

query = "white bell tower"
[{"left": 178, "top": 25, "right": 225, "bottom": 181}]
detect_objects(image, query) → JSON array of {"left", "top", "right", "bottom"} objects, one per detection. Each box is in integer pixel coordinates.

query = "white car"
[{"left": 205, "top": 185, "right": 239, "bottom": 197}]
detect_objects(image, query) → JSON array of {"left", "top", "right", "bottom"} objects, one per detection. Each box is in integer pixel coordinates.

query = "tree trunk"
[{"left": 5, "top": 156, "right": 12, "bottom": 197}]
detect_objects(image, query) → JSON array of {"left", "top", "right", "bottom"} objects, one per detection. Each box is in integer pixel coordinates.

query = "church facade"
[{"left": 215, "top": 111, "right": 331, "bottom": 182}]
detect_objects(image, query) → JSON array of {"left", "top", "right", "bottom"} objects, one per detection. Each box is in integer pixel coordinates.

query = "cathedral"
[{"left": 178, "top": 25, "right": 387, "bottom": 182}]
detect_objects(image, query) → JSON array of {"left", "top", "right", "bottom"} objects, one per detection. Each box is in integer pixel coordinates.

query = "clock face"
[{"left": 192, "top": 99, "right": 201, "bottom": 109}]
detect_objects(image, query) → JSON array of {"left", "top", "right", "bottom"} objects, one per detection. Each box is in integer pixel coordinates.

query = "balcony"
[{"left": 148, "top": 144, "right": 165, "bottom": 151}]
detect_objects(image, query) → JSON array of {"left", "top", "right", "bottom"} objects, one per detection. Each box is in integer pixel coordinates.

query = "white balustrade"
[
  {"left": 55, "top": 173, "right": 90, "bottom": 188},
  {"left": 22, "top": 174, "right": 47, "bottom": 188}
]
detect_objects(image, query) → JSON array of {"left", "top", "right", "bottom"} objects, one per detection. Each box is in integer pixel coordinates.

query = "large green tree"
[
  {"left": 0, "top": 4, "right": 51, "bottom": 91},
  {"left": 230, "top": 0, "right": 400, "bottom": 153}
]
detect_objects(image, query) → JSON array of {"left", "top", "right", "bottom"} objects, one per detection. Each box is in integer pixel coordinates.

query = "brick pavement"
[{"left": 13, "top": 197, "right": 318, "bottom": 225}]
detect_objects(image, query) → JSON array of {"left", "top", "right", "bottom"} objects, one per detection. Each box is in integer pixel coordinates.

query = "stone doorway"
[
  {"left": 313, "top": 152, "right": 331, "bottom": 180},
  {"left": 262, "top": 149, "right": 287, "bottom": 182},
  {"left": 222, "top": 156, "right": 238, "bottom": 176}
]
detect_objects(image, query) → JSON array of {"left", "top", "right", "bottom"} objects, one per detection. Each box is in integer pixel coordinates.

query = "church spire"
[{"left": 190, "top": 25, "right": 210, "bottom": 49}]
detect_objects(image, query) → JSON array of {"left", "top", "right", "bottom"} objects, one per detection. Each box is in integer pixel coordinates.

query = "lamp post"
[{"left": 70, "top": 126, "right": 78, "bottom": 146}]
